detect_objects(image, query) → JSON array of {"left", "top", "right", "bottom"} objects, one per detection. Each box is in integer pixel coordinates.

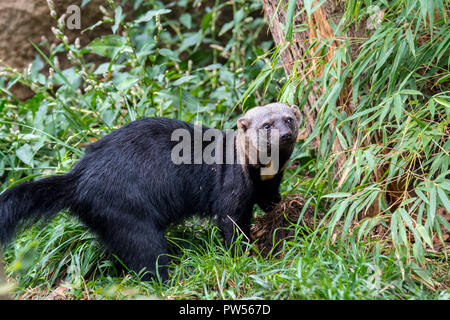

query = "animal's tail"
[{"left": 0, "top": 173, "right": 75, "bottom": 244}]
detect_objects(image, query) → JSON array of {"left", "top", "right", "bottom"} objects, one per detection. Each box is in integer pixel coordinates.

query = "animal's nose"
[{"left": 280, "top": 132, "right": 292, "bottom": 141}]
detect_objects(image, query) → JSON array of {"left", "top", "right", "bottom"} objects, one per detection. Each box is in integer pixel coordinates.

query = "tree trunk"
[
  {"left": 261, "top": 0, "right": 370, "bottom": 174},
  {"left": 261, "top": 0, "right": 347, "bottom": 145},
  {"left": 261, "top": 0, "right": 380, "bottom": 216}
]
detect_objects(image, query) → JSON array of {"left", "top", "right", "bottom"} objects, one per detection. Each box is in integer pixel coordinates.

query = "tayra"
[{"left": 0, "top": 103, "right": 300, "bottom": 281}]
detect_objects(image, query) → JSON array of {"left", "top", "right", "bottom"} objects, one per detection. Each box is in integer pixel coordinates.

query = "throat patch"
[{"left": 260, "top": 160, "right": 289, "bottom": 180}]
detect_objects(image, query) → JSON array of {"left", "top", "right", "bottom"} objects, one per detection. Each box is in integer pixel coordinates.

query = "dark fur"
[{"left": 0, "top": 117, "right": 295, "bottom": 281}]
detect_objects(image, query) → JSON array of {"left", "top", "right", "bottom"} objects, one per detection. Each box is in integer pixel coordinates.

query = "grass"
[{"left": 4, "top": 208, "right": 448, "bottom": 300}]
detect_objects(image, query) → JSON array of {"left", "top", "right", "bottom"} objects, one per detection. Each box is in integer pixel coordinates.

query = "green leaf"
[
  {"left": 322, "top": 192, "right": 352, "bottom": 198},
  {"left": 397, "top": 89, "right": 423, "bottom": 96},
  {"left": 413, "top": 240, "right": 425, "bottom": 265},
  {"left": 436, "top": 214, "right": 450, "bottom": 232},
  {"left": 416, "top": 224, "right": 433, "bottom": 248},
  {"left": 405, "top": 29, "right": 415, "bottom": 56},
  {"left": 411, "top": 262, "right": 434, "bottom": 287},
  {"left": 158, "top": 48, "right": 180, "bottom": 62},
  {"left": 342, "top": 105, "right": 380, "bottom": 122},
  {"left": 180, "top": 13, "right": 192, "bottom": 29},
  {"left": 394, "top": 209, "right": 409, "bottom": 247},
  {"left": 173, "top": 75, "right": 196, "bottom": 86},
  {"left": 327, "top": 200, "right": 349, "bottom": 241},
  {"left": 31, "top": 56, "right": 44, "bottom": 81},
  {"left": 203, "top": 64, "right": 222, "bottom": 70},
  {"left": 433, "top": 97, "right": 450, "bottom": 108},
  {"left": 419, "top": 0, "right": 428, "bottom": 26},
  {"left": 393, "top": 94, "right": 403, "bottom": 124},
  {"left": 303, "top": 1, "right": 315, "bottom": 16},
  {"left": 357, "top": 219, "right": 370, "bottom": 241},
  {"left": 134, "top": 9, "right": 171, "bottom": 24},
  {"left": 112, "top": 73, "right": 139, "bottom": 91},
  {"left": 179, "top": 31, "right": 202, "bottom": 51},
  {"left": 391, "top": 210, "right": 399, "bottom": 247},
  {"left": 201, "top": 12, "right": 213, "bottom": 32},
  {"left": 398, "top": 208, "right": 416, "bottom": 233},
  {"left": 435, "top": 73, "right": 450, "bottom": 86},
  {"left": 342, "top": 203, "right": 357, "bottom": 240},
  {"left": 285, "top": 0, "right": 297, "bottom": 41},
  {"left": 234, "top": 8, "right": 245, "bottom": 23},
  {"left": 88, "top": 35, "right": 129, "bottom": 58},
  {"left": 93, "top": 62, "right": 124, "bottom": 75},
  {"left": 101, "top": 109, "right": 118, "bottom": 127},
  {"left": 429, "top": 185, "right": 437, "bottom": 226},
  {"left": 437, "top": 187, "right": 450, "bottom": 213},
  {"left": 54, "top": 67, "right": 81, "bottom": 89},
  {"left": 375, "top": 45, "right": 394, "bottom": 72},
  {"left": 112, "top": 6, "right": 123, "bottom": 34},
  {"left": 16, "top": 144, "right": 34, "bottom": 166},
  {"left": 219, "top": 21, "right": 235, "bottom": 37}
]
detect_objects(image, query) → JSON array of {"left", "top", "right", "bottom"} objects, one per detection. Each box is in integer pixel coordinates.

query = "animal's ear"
[
  {"left": 290, "top": 105, "right": 301, "bottom": 122},
  {"left": 237, "top": 117, "right": 250, "bottom": 132}
]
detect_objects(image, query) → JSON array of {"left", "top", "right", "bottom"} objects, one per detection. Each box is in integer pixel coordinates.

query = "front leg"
[
  {"left": 217, "top": 207, "right": 252, "bottom": 253},
  {"left": 257, "top": 191, "right": 281, "bottom": 212},
  {"left": 255, "top": 173, "right": 283, "bottom": 212}
]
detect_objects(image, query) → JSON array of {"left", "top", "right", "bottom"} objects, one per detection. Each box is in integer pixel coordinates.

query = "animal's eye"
[
  {"left": 263, "top": 123, "right": 271, "bottom": 130},
  {"left": 286, "top": 117, "right": 293, "bottom": 124}
]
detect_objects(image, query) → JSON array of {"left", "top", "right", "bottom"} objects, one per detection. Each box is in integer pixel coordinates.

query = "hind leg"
[
  {"left": 77, "top": 208, "right": 169, "bottom": 282},
  {"left": 105, "top": 221, "right": 169, "bottom": 282}
]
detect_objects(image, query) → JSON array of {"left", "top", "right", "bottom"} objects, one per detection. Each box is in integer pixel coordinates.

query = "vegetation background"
[{"left": 0, "top": 0, "right": 448, "bottom": 299}]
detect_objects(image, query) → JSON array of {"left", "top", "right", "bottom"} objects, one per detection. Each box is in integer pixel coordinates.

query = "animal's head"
[
  {"left": 237, "top": 103, "right": 301, "bottom": 153},
  {"left": 236, "top": 103, "right": 301, "bottom": 176}
]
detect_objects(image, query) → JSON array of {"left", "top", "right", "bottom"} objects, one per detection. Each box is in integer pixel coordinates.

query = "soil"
[
  {"left": 0, "top": 0, "right": 134, "bottom": 101},
  {"left": 251, "top": 195, "right": 450, "bottom": 259},
  {"left": 250, "top": 194, "right": 319, "bottom": 257}
]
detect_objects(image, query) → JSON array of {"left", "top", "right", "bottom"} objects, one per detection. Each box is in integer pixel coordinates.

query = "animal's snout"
[{"left": 280, "top": 132, "right": 292, "bottom": 141}]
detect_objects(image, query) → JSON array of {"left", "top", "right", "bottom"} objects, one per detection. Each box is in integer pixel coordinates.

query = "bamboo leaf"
[
  {"left": 285, "top": 0, "right": 297, "bottom": 41},
  {"left": 391, "top": 210, "right": 399, "bottom": 247},
  {"left": 394, "top": 209, "right": 409, "bottom": 247},
  {"left": 419, "top": 0, "right": 428, "bottom": 26},
  {"left": 397, "top": 89, "right": 423, "bottom": 96},
  {"left": 437, "top": 187, "right": 450, "bottom": 213},
  {"left": 413, "top": 240, "right": 425, "bottom": 265},
  {"left": 405, "top": 28, "right": 415, "bottom": 56},
  {"left": 322, "top": 192, "right": 352, "bottom": 198},
  {"left": 341, "top": 105, "right": 380, "bottom": 122},
  {"left": 398, "top": 208, "right": 418, "bottom": 237},
  {"left": 416, "top": 224, "right": 433, "bottom": 248},
  {"left": 429, "top": 185, "right": 437, "bottom": 226},
  {"left": 327, "top": 200, "right": 349, "bottom": 241},
  {"left": 342, "top": 202, "right": 358, "bottom": 240},
  {"left": 436, "top": 214, "right": 450, "bottom": 232},
  {"left": 433, "top": 97, "right": 450, "bottom": 108},
  {"left": 357, "top": 219, "right": 370, "bottom": 241},
  {"left": 304, "top": 0, "right": 313, "bottom": 18},
  {"left": 393, "top": 94, "right": 403, "bottom": 124},
  {"left": 411, "top": 262, "right": 435, "bottom": 287}
]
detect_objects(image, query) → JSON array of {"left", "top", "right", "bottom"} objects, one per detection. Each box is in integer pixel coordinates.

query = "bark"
[
  {"left": 261, "top": 0, "right": 380, "bottom": 216},
  {"left": 261, "top": 0, "right": 370, "bottom": 173},
  {"left": 261, "top": 0, "right": 347, "bottom": 146}
]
